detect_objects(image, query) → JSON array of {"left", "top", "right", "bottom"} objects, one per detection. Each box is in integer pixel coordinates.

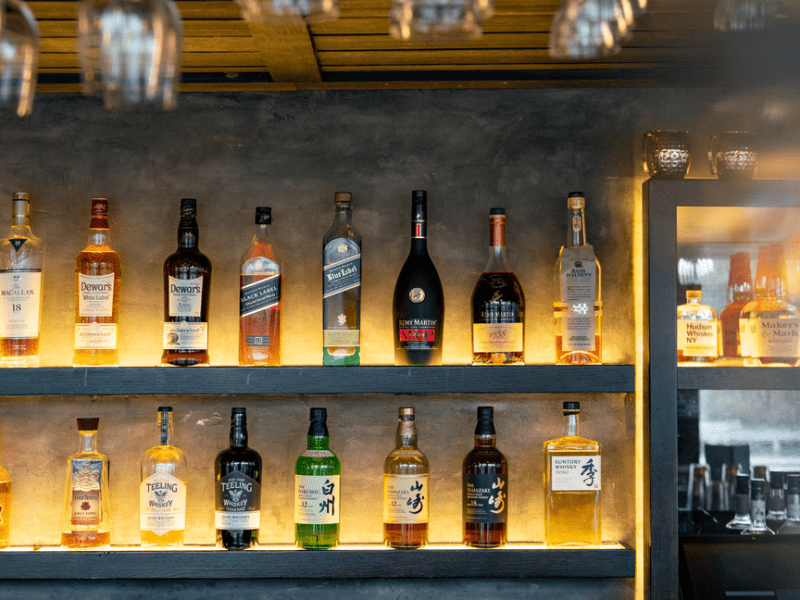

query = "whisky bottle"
[
  {"left": 766, "top": 471, "right": 786, "bottom": 520},
  {"left": 719, "top": 252, "right": 753, "bottom": 360},
  {"left": 677, "top": 285, "right": 717, "bottom": 365},
  {"left": 555, "top": 192, "right": 602, "bottom": 364},
  {"left": 778, "top": 474, "right": 800, "bottom": 534},
  {"left": 215, "top": 407, "right": 261, "bottom": 550},
  {"left": 742, "top": 479, "right": 775, "bottom": 535},
  {"left": 471, "top": 209, "right": 525, "bottom": 365},
  {"left": 323, "top": 192, "right": 362, "bottom": 365},
  {"left": 162, "top": 199, "right": 212, "bottom": 366},
  {"left": 462, "top": 406, "right": 508, "bottom": 548},
  {"left": 239, "top": 207, "right": 281, "bottom": 366},
  {"left": 725, "top": 473, "right": 751, "bottom": 530},
  {"left": 739, "top": 244, "right": 800, "bottom": 367},
  {"left": 295, "top": 408, "right": 341, "bottom": 549},
  {"left": 383, "top": 407, "right": 429, "bottom": 548},
  {"left": 140, "top": 407, "right": 187, "bottom": 547},
  {"left": 543, "top": 402, "right": 601, "bottom": 546},
  {"left": 74, "top": 198, "right": 122, "bottom": 367},
  {"left": 0, "top": 192, "right": 45, "bottom": 367},
  {"left": 393, "top": 191, "right": 444, "bottom": 366},
  {"left": 0, "top": 461, "right": 9, "bottom": 548},
  {"left": 61, "top": 418, "right": 111, "bottom": 548}
]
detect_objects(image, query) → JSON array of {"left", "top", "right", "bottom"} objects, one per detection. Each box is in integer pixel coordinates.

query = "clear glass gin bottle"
[
  {"left": 742, "top": 478, "right": 774, "bottom": 535},
  {"left": 726, "top": 473, "right": 751, "bottom": 530},
  {"left": 778, "top": 474, "right": 800, "bottom": 534}
]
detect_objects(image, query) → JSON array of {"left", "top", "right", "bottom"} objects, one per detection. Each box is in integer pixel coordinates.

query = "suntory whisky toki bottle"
[
  {"left": 555, "top": 192, "right": 602, "bottom": 364},
  {"left": 471, "top": 209, "right": 525, "bottom": 365},
  {"left": 323, "top": 192, "right": 362, "bottom": 365},
  {"left": 383, "top": 407, "right": 429, "bottom": 548},
  {"left": 0, "top": 192, "right": 44, "bottom": 367},
  {"left": 543, "top": 402, "right": 601, "bottom": 546},
  {"left": 239, "top": 206, "right": 281, "bottom": 366},
  {"left": 140, "top": 407, "right": 187, "bottom": 547},
  {"left": 719, "top": 252, "right": 753, "bottom": 360},
  {"left": 61, "top": 418, "right": 111, "bottom": 548},
  {"left": 215, "top": 407, "right": 261, "bottom": 550},
  {"left": 0, "top": 459, "right": 9, "bottom": 548},
  {"left": 462, "top": 406, "right": 508, "bottom": 548},
  {"left": 677, "top": 285, "right": 717, "bottom": 365},
  {"left": 295, "top": 408, "right": 341, "bottom": 549},
  {"left": 393, "top": 191, "right": 444, "bottom": 366},
  {"left": 74, "top": 198, "right": 122, "bottom": 367},
  {"left": 162, "top": 199, "right": 212, "bottom": 366}
]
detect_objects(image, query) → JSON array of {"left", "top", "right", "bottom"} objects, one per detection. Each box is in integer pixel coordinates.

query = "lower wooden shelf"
[{"left": 0, "top": 544, "right": 635, "bottom": 579}]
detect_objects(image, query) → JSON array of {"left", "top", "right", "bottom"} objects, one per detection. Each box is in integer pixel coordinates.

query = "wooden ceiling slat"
[
  {"left": 29, "top": 1, "right": 243, "bottom": 20},
  {"left": 38, "top": 20, "right": 253, "bottom": 37},
  {"left": 39, "top": 52, "right": 266, "bottom": 69},
  {"left": 245, "top": 22, "right": 322, "bottom": 81},
  {"left": 41, "top": 37, "right": 257, "bottom": 53}
]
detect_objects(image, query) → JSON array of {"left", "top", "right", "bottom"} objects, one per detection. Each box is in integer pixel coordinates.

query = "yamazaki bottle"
[{"left": 393, "top": 190, "right": 444, "bottom": 366}]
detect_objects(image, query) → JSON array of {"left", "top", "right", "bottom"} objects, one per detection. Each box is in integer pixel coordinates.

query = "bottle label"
[
  {"left": 788, "top": 496, "right": 800, "bottom": 520},
  {"left": 740, "top": 318, "right": 752, "bottom": 357},
  {"left": 78, "top": 273, "right": 114, "bottom": 317},
  {"left": 70, "top": 459, "right": 103, "bottom": 526},
  {"left": 163, "top": 322, "right": 207, "bottom": 350},
  {"left": 397, "top": 319, "right": 438, "bottom": 350},
  {"left": 558, "top": 250, "right": 598, "bottom": 351},
  {"left": 168, "top": 276, "right": 203, "bottom": 317},
  {"left": 751, "top": 498, "right": 767, "bottom": 522},
  {"left": 677, "top": 321, "right": 717, "bottom": 357},
  {"left": 215, "top": 471, "right": 260, "bottom": 530},
  {"left": 463, "top": 473, "right": 507, "bottom": 524},
  {"left": 140, "top": 471, "right": 186, "bottom": 535},
  {"left": 240, "top": 274, "right": 280, "bottom": 317},
  {"left": 384, "top": 474, "right": 429, "bottom": 524},
  {"left": 323, "top": 239, "right": 361, "bottom": 298},
  {"left": 323, "top": 330, "right": 360, "bottom": 346},
  {"left": 472, "top": 323, "right": 523, "bottom": 353},
  {"left": 551, "top": 455, "right": 601, "bottom": 491},
  {"left": 0, "top": 270, "right": 42, "bottom": 339},
  {"left": 294, "top": 474, "right": 340, "bottom": 525},
  {"left": 749, "top": 317, "right": 800, "bottom": 358},
  {"left": 75, "top": 323, "right": 117, "bottom": 349}
]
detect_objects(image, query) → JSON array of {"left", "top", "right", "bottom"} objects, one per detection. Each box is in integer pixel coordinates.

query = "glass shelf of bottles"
[
  {"left": 0, "top": 365, "right": 635, "bottom": 396},
  {"left": 0, "top": 543, "right": 635, "bottom": 579}
]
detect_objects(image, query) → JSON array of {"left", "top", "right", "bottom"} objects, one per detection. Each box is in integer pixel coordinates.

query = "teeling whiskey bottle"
[
  {"left": 162, "top": 199, "right": 211, "bottom": 366},
  {"left": 74, "top": 198, "right": 121, "bottom": 367}
]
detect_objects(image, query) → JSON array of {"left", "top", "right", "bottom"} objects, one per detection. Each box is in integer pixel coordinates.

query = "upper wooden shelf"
[{"left": 0, "top": 365, "right": 634, "bottom": 396}]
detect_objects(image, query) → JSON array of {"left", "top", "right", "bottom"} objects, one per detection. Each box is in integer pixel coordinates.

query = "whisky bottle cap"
[
  {"left": 788, "top": 474, "right": 800, "bottom": 493},
  {"left": 477, "top": 406, "right": 494, "bottom": 420},
  {"left": 735, "top": 473, "right": 750, "bottom": 495},
  {"left": 310, "top": 407, "right": 327, "bottom": 422},
  {"left": 563, "top": 401, "right": 580, "bottom": 414},
  {"left": 334, "top": 192, "right": 352, "bottom": 204},
  {"left": 180, "top": 198, "right": 197, "bottom": 219},
  {"left": 255, "top": 206, "right": 272, "bottom": 225},
  {"left": 568, "top": 192, "right": 585, "bottom": 209},
  {"left": 412, "top": 190, "right": 427, "bottom": 202},
  {"left": 231, "top": 407, "right": 246, "bottom": 416},
  {"left": 490, "top": 208, "right": 505, "bottom": 216},
  {"left": 399, "top": 407, "right": 415, "bottom": 417},
  {"left": 12, "top": 192, "right": 29, "bottom": 201},
  {"left": 158, "top": 406, "right": 173, "bottom": 413},
  {"left": 77, "top": 417, "right": 100, "bottom": 431},
  {"left": 91, "top": 198, "right": 108, "bottom": 216},
  {"left": 770, "top": 471, "right": 784, "bottom": 487}
]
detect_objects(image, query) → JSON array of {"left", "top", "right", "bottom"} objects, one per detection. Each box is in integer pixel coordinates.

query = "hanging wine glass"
[
  {"left": 236, "top": 0, "right": 339, "bottom": 25},
  {"left": 0, "top": 0, "right": 39, "bottom": 117},
  {"left": 713, "top": 0, "right": 769, "bottom": 31},
  {"left": 389, "top": 0, "right": 484, "bottom": 42},
  {"left": 77, "top": 0, "right": 183, "bottom": 110},
  {"left": 549, "top": 0, "right": 617, "bottom": 58}
]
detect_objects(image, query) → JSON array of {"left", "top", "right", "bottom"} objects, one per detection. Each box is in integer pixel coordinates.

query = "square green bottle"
[{"left": 295, "top": 408, "right": 340, "bottom": 549}]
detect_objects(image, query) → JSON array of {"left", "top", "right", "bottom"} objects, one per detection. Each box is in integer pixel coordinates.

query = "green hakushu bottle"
[{"left": 295, "top": 408, "right": 340, "bottom": 549}]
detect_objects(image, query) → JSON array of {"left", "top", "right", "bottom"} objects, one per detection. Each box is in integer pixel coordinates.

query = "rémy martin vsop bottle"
[
  {"left": 295, "top": 407, "right": 341, "bottom": 549},
  {"left": 162, "top": 198, "right": 212, "bottom": 366},
  {"left": 323, "top": 192, "right": 362, "bottom": 365},
  {"left": 61, "top": 418, "right": 111, "bottom": 548},
  {"left": 74, "top": 198, "right": 121, "bottom": 367},
  {"left": 239, "top": 206, "right": 281, "bottom": 366},
  {"left": 0, "top": 192, "right": 44, "bottom": 367},
  {"left": 471, "top": 208, "right": 525, "bottom": 365},
  {"left": 554, "top": 192, "right": 602, "bottom": 364},
  {"left": 393, "top": 190, "right": 444, "bottom": 366},
  {"left": 215, "top": 407, "right": 261, "bottom": 550},
  {"left": 140, "top": 406, "right": 187, "bottom": 547}
]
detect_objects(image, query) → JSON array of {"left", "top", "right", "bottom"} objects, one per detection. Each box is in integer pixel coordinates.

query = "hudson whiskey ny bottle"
[
  {"left": 295, "top": 408, "right": 341, "bottom": 549},
  {"left": 140, "top": 406, "right": 187, "bottom": 547},
  {"left": 0, "top": 192, "right": 44, "bottom": 367},
  {"left": 239, "top": 206, "right": 281, "bottom": 366},
  {"left": 384, "top": 407, "right": 429, "bottom": 548},
  {"left": 162, "top": 199, "right": 211, "bottom": 366},
  {"left": 61, "top": 418, "right": 111, "bottom": 548},
  {"left": 74, "top": 198, "right": 121, "bottom": 367},
  {"left": 323, "top": 192, "right": 362, "bottom": 365},
  {"left": 677, "top": 285, "right": 717, "bottom": 365}
]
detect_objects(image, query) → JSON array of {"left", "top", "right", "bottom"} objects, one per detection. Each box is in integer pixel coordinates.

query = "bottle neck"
[
  {"left": 87, "top": 216, "right": 110, "bottom": 247},
  {"left": 158, "top": 412, "right": 174, "bottom": 446},
  {"left": 79, "top": 430, "right": 98, "bottom": 453},
  {"left": 754, "top": 274, "right": 785, "bottom": 299},
  {"left": 396, "top": 417, "right": 418, "bottom": 449},
  {"left": 563, "top": 412, "right": 579, "bottom": 437},
  {"left": 486, "top": 216, "right": 511, "bottom": 272},
  {"left": 230, "top": 416, "right": 248, "bottom": 448},
  {"left": 410, "top": 201, "right": 428, "bottom": 255},
  {"left": 253, "top": 223, "right": 272, "bottom": 244},
  {"left": 10, "top": 200, "right": 30, "bottom": 231},
  {"left": 733, "top": 490, "right": 749, "bottom": 518},
  {"left": 686, "top": 289, "right": 703, "bottom": 304},
  {"left": 474, "top": 433, "right": 497, "bottom": 448},
  {"left": 307, "top": 435, "right": 330, "bottom": 450},
  {"left": 178, "top": 219, "right": 199, "bottom": 249},
  {"left": 729, "top": 282, "right": 753, "bottom": 303},
  {"left": 334, "top": 203, "right": 353, "bottom": 223},
  {"left": 567, "top": 206, "right": 587, "bottom": 248}
]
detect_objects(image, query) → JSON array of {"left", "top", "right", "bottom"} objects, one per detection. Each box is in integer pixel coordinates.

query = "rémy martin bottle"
[
  {"left": 61, "top": 418, "right": 111, "bottom": 548},
  {"left": 322, "top": 192, "right": 362, "bottom": 365},
  {"left": 393, "top": 190, "right": 444, "bottom": 366},
  {"left": 215, "top": 407, "right": 261, "bottom": 550},
  {"left": 140, "top": 406, "right": 187, "bottom": 547},
  {"left": 162, "top": 198, "right": 212, "bottom": 366},
  {"left": 471, "top": 208, "right": 525, "bottom": 365},
  {"left": 0, "top": 192, "right": 44, "bottom": 367},
  {"left": 554, "top": 192, "right": 602, "bottom": 364},
  {"left": 383, "top": 407, "right": 429, "bottom": 549},
  {"left": 463, "top": 406, "right": 508, "bottom": 548},
  {"left": 295, "top": 407, "right": 341, "bottom": 549},
  {"left": 239, "top": 206, "right": 281, "bottom": 366},
  {"left": 74, "top": 198, "right": 121, "bottom": 367}
]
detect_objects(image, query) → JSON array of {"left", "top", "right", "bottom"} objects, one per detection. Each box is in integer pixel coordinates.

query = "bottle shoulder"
[
  {"left": 543, "top": 435, "right": 601, "bottom": 452},
  {"left": 384, "top": 448, "right": 429, "bottom": 473},
  {"left": 216, "top": 445, "right": 262, "bottom": 463}
]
